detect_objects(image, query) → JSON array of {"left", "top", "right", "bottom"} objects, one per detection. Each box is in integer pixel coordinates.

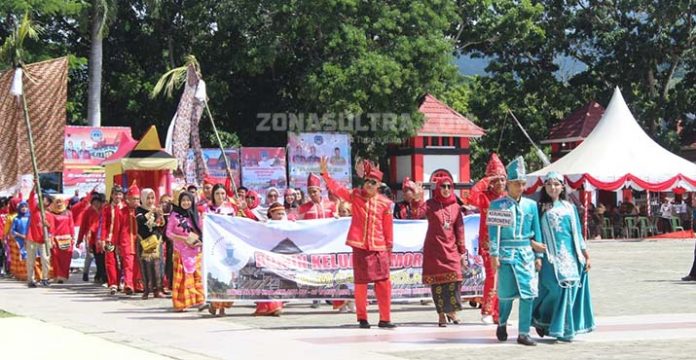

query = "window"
[{"left": 430, "top": 136, "right": 439, "bottom": 146}]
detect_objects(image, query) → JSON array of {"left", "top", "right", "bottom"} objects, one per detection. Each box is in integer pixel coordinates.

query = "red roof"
[
  {"left": 544, "top": 101, "right": 605, "bottom": 143},
  {"left": 417, "top": 94, "right": 485, "bottom": 137}
]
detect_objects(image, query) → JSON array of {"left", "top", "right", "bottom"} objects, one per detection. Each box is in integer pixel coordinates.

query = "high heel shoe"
[
  {"left": 446, "top": 314, "right": 460, "bottom": 324},
  {"left": 438, "top": 314, "right": 447, "bottom": 327}
]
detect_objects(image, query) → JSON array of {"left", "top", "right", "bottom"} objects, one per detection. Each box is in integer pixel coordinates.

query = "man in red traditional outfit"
[
  {"left": 102, "top": 186, "right": 124, "bottom": 294},
  {"left": 298, "top": 173, "right": 337, "bottom": 220},
  {"left": 394, "top": 177, "right": 425, "bottom": 220},
  {"left": 26, "top": 190, "right": 54, "bottom": 287},
  {"left": 465, "top": 153, "right": 507, "bottom": 324},
  {"left": 114, "top": 182, "right": 143, "bottom": 295},
  {"left": 320, "top": 158, "right": 396, "bottom": 329},
  {"left": 77, "top": 193, "right": 106, "bottom": 284}
]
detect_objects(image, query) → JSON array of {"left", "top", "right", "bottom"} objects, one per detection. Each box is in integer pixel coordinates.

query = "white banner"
[{"left": 202, "top": 215, "right": 483, "bottom": 301}]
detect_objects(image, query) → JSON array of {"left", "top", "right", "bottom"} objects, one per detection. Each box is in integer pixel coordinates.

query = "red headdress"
[
  {"left": 127, "top": 180, "right": 140, "bottom": 198},
  {"left": 485, "top": 153, "right": 507, "bottom": 178},
  {"left": 433, "top": 175, "right": 456, "bottom": 205},
  {"left": 245, "top": 190, "right": 261, "bottom": 209},
  {"left": 203, "top": 175, "right": 219, "bottom": 186},
  {"left": 363, "top": 160, "right": 383, "bottom": 181},
  {"left": 402, "top": 176, "right": 416, "bottom": 192},
  {"left": 284, "top": 188, "right": 296, "bottom": 196},
  {"left": 307, "top": 173, "right": 322, "bottom": 190}
]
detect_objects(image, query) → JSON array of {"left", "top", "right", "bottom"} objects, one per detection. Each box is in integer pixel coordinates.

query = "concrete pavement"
[{"left": 1, "top": 239, "right": 696, "bottom": 359}]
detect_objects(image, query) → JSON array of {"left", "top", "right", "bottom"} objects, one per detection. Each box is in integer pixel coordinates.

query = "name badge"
[{"left": 487, "top": 209, "right": 513, "bottom": 227}]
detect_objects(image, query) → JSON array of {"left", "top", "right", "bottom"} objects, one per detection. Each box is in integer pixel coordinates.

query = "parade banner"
[
  {"left": 63, "top": 126, "right": 132, "bottom": 195},
  {"left": 186, "top": 148, "right": 241, "bottom": 186},
  {"left": 287, "top": 133, "right": 351, "bottom": 194},
  {"left": 240, "top": 147, "right": 287, "bottom": 203},
  {"left": 203, "top": 214, "right": 484, "bottom": 301}
]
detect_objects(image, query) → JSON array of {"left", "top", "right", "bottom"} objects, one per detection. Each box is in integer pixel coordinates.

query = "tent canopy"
[
  {"left": 527, "top": 87, "right": 696, "bottom": 192},
  {"left": 104, "top": 126, "right": 177, "bottom": 197}
]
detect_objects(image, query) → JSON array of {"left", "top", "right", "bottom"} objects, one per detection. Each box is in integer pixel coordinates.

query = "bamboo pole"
[
  {"left": 18, "top": 70, "right": 51, "bottom": 255},
  {"left": 203, "top": 102, "right": 240, "bottom": 201}
]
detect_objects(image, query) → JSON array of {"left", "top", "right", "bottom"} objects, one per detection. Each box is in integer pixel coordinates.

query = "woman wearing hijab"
[
  {"left": 253, "top": 202, "right": 287, "bottom": 316},
  {"left": 49, "top": 195, "right": 76, "bottom": 283},
  {"left": 239, "top": 190, "right": 261, "bottom": 220},
  {"left": 10, "top": 201, "right": 29, "bottom": 281},
  {"left": 533, "top": 172, "right": 595, "bottom": 342},
  {"left": 136, "top": 188, "right": 166, "bottom": 299},
  {"left": 254, "top": 187, "right": 280, "bottom": 221},
  {"left": 204, "top": 183, "right": 236, "bottom": 316},
  {"left": 414, "top": 175, "right": 466, "bottom": 327},
  {"left": 166, "top": 191, "right": 205, "bottom": 311}
]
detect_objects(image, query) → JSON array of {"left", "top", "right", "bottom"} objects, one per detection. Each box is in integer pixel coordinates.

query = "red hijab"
[
  {"left": 433, "top": 176, "right": 456, "bottom": 206},
  {"left": 245, "top": 190, "right": 261, "bottom": 209}
]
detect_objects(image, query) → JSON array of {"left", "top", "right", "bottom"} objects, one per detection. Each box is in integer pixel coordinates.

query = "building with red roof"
[
  {"left": 542, "top": 101, "right": 605, "bottom": 161},
  {"left": 387, "top": 94, "right": 484, "bottom": 199}
]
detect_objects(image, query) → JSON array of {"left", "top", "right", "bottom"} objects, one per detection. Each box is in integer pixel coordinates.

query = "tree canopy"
[{"left": 0, "top": 0, "right": 693, "bottom": 180}]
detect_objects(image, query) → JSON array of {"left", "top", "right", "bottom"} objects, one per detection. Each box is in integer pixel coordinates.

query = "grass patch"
[{"left": 0, "top": 310, "right": 16, "bottom": 318}]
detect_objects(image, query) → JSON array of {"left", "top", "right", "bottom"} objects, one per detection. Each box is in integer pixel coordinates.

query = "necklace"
[{"left": 440, "top": 202, "right": 451, "bottom": 230}]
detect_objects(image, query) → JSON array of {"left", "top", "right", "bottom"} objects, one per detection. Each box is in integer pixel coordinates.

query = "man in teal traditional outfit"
[{"left": 489, "top": 157, "right": 542, "bottom": 346}]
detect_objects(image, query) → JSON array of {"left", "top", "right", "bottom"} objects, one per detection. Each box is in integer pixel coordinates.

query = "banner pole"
[
  {"left": 18, "top": 75, "right": 51, "bottom": 254},
  {"left": 203, "top": 102, "right": 239, "bottom": 201}
]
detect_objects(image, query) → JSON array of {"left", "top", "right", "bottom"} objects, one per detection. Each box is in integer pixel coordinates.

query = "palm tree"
[{"left": 87, "top": 0, "right": 114, "bottom": 127}]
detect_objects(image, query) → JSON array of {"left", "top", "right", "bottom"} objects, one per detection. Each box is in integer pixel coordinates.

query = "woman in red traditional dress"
[
  {"left": 49, "top": 195, "right": 76, "bottom": 283},
  {"left": 416, "top": 176, "right": 466, "bottom": 327}
]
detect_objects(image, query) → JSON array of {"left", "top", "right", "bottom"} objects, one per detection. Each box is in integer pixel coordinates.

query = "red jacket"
[
  {"left": 100, "top": 202, "right": 123, "bottom": 246},
  {"left": 298, "top": 200, "right": 336, "bottom": 219},
  {"left": 27, "top": 190, "right": 55, "bottom": 244},
  {"left": 322, "top": 173, "right": 393, "bottom": 252},
  {"left": 77, "top": 206, "right": 103, "bottom": 252},
  {"left": 114, "top": 206, "right": 138, "bottom": 255}
]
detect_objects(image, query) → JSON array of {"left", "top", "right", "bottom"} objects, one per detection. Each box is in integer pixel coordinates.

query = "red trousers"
[
  {"left": 354, "top": 280, "right": 391, "bottom": 322},
  {"left": 481, "top": 253, "right": 499, "bottom": 322},
  {"left": 118, "top": 250, "right": 135, "bottom": 290},
  {"left": 105, "top": 251, "right": 119, "bottom": 287}
]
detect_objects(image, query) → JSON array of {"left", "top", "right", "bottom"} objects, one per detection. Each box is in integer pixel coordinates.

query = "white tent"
[{"left": 527, "top": 87, "right": 696, "bottom": 192}]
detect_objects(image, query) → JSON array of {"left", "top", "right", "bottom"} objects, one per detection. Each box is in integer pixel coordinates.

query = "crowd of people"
[{"left": 0, "top": 153, "right": 596, "bottom": 345}]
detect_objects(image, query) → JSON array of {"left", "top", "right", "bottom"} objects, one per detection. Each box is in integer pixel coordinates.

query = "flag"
[
  {"left": 168, "top": 64, "right": 207, "bottom": 181},
  {"left": 0, "top": 57, "right": 68, "bottom": 193}
]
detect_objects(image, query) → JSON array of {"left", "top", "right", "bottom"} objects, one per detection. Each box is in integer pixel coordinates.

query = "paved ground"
[{"left": 1, "top": 239, "right": 696, "bottom": 359}]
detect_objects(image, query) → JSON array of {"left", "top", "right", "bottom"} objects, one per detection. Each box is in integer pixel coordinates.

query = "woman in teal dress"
[{"left": 533, "top": 172, "right": 595, "bottom": 342}]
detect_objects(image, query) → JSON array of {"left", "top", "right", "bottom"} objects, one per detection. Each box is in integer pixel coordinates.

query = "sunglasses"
[
  {"left": 364, "top": 179, "right": 378, "bottom": 186},
  {"left": 440, "top": 184, "right": 452, "bottom": 189},
  {"left": 268, "top": 194, "right": 278, "bottom": 197}
]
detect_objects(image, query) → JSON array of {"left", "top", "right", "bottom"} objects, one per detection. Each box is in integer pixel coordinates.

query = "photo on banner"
[
  {"left": 202, "top": 215, "right": 483, "bottom": 302},
  {"left": 185, "top": 148, "right": 241, "bottom": 187},
  {"left": 288, "top": 132, "right": 352, "bottom": 195},
  {"left": 240, "top": 147, "right": 287, "bottom": 204},
  {"left": 63, "top": 126, "right": 132, "bottom": 195}
]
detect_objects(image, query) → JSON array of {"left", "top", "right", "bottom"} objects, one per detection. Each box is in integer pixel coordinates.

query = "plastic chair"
[
  {"left": 638, "top": 216, "right": 654, "bottom": 236},
  {"left": 601, "top": 218, "right": 614, "bottom": 239},
  {"left": 624, "top": 217, "right": 641, "bottom": 238},
  {"left": 671, "top": 217, "right": 684, "bottom": 231}
]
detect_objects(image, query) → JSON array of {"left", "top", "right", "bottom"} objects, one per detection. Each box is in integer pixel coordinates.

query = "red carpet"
[{"left": 646, "top": 230, "right": 695, "bottom": 239}]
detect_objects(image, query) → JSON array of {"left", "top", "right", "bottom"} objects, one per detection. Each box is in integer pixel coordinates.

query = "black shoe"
[
  {"left": 496, "top": 325, "right": 508, "bottom": 341},
  {"left": 535, "top": 326, "right": 546, "bottom": 338},
  {"left": 57, "top": 280, "right": 64, "bottom": 284},
  {"left": 378, "top": 321, "right": 397, "bottom": 329},
  {"left": 681, "top": 275, "right": 696, "bottom": 281},
  {"left": 27, "top": 282, "right": 37, "bottom": 288},
  {"left": 358, "top": 320, "right": 371, "bottom": 329},
  {"left": 82, "top": 273, "right": 89, "bottom": 282},
  {"left": 517, "top": 334, "right": 537, "bottom": 346},
  {"left": 40, "top": 280, "right": 50, "bottom": 287}
]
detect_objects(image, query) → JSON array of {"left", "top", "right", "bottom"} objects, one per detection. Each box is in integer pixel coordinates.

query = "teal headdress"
[{"left": 506, "top": 156, "right": 526, "bottom": 182}]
